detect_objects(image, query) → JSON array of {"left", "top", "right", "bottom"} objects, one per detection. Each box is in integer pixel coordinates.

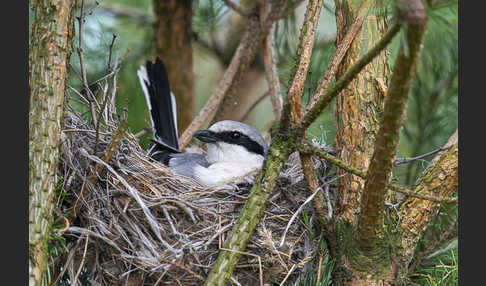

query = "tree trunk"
[
  {"left": 29, "top": 0, "right": 77, "bottom": 285},
  {"left": 328, "top": 1, "right": 448, "bottom": 285},
  {"left": 153, "top": 0, "right": 194, "bottom": 136},
  {"left": 334, "top": 0, "right": 389, "bottom": 224}
]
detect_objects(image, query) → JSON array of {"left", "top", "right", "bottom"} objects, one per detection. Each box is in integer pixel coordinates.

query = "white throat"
[
  {"left": 206, "top": 142, "right": 263, "bottom": 165},
  {"left": 193, "top": 142, "right": 264, "bottom": 186}
]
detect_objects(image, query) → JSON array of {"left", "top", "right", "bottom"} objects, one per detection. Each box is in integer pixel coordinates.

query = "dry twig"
[
  {"left": 263, "top": 28, "right": 283, "bottom": 121},
  {"left": 222, "top": 0, "right": 249, "bottom": 17},
  {"left": 76, "top": 0, "right": 98, "bottom": 127}
]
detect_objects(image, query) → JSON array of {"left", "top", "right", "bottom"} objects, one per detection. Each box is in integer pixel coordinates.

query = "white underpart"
[{"left": 193, "top": 142, "right": 264, "bottom": 186}]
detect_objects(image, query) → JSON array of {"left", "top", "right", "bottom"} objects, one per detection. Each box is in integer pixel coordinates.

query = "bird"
[{"left": 137, "top": 57, "right": 268, "bottom": 186}]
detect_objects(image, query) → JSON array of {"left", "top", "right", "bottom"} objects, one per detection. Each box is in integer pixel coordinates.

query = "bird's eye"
[{"left": 231, "top": 132, "right": 241, "bottom": 139}]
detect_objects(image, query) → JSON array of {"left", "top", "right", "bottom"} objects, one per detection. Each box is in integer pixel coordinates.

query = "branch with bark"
[
  {"left": 399, "top": 130, "right": 458, "bottom": 265},
  {"left": 298, "top": 141, "right": 457, "bottom": 204},
  {"left": 300, "top": 21, "right": 401, "bottom": 129},
  {"left": 202, "top": 0, "right": 407, "bottom": 283},
  {"left": 357, "top": 0, "right": 428, "bottom": 247},
  {"left": 29, "top": 0, "right": 77, "bottom": 284},
  {"left": 203, "top": 0, "right": 325, "bottom": 284}
]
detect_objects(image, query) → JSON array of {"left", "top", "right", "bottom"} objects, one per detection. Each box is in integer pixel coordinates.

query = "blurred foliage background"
[
  {"left": 29, "top": 0, "right": 458, "bottom": 284},
  {"left": 47, "top": 0, "right": 457, "bottom": 186}
]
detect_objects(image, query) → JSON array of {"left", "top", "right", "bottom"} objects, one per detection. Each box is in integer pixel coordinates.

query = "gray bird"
[{"left": 137, "top": 58, "right": 268, "bottom": 186}]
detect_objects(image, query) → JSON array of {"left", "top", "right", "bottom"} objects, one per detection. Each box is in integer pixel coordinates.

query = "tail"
[{"left": 137, "top": 57, "right": 180, "bottom": 163}]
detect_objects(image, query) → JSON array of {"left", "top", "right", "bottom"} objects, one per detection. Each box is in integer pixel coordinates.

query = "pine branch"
[
  {"left": 278, "top": 0, "right": 330, "bottom": 224},
  {"left": 29, "top": 0, "right": 77, "bottom": 283},
  {"left": 202, "top": 1, "right": 323, "bottom": 284},
  {"left": 202, "top": 135, "right": 294, "bottom": 286},
  {"left": 357, "top": 0, "right": 428, "bottom": 247},
  {"left": 298, "top": 141, "right": 457, "bottom": 204},
  {"left": 280, "top": 0, "right": 324, "bottom": 131},
  {"left": 304, "top": 0, "right": 371, "bottom": 114},
  {"left": 300, "top": 21, "right": 401, "bottom": 129},
  {"left": 399, "top": 129, "right": 458, "bottom": 265}
]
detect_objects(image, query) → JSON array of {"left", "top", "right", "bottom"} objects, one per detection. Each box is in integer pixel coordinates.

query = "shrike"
[{"left": 137, "top": 58, "right": 268, "bottom": 186}]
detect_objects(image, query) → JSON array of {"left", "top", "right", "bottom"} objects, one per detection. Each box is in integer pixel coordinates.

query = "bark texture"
[
  {"left": 29, "top": 0, "right": 77, "bottom": 284},
  {"left": 357, "top": 0, "right": 427, "bottom": 247},
  {"left": 153, "top": 0, "right": 194, "bottom": 135},
  {"left": 399, "top": 130, "right": 458, "bottom": 266},
  {"left": 334, "top": 0, "right": 389, "bottom": 225},
  {"left": 203, "top": 133, "right": 294, "bottom": 286}
]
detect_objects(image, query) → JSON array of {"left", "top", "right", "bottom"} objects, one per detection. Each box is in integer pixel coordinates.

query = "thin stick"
[
  {"left": 72, "top": 234, "right": 89, "bottom": 286},
  {"left": 298, "top": 141, "right": 457, "bottom": 203},
  {"left": 394, "top": 147, "right": 446, "bottom": 166},
  {"left": 158, "top": 256, "right": 205, "bottom": 282},
  {"left": 304, "top": 0, "right": 370, "bottom": 114},
  {"left": 279, "top": 264, "right": 297, "bottom": 286},
  {"left": 106, "top": 33, "right": 117, "bottom": 73},
  {"left": 77, "top": 0, "right": 98, "bottom": 127},
  {"left": 222, "top": 0, "right": 249, "bottom": 17},
  {"left": 279, "top": 175, "right": 343, "bottom": 247},
  {"left": 316, "top": 252, "right": 323, "bottom": 285},
  {"left": 240, "top": 90, "right": 270, "bottom": 122},
  {"left": 263, "top": 27, "right": 283, "bottom": 121},
  {"left": 68, "top": 86, "right": 89, "bottom": 104},
  {"left": 134, "top": 127, "right": 152, "bottom": 139}
]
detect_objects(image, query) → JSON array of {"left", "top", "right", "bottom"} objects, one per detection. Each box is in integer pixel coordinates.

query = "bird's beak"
[{"left": 194, "top": 130, "right": 218, "bottom": 143}]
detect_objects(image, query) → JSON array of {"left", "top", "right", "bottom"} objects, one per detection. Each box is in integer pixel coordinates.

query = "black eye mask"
[
  {"left": 217, "top": 131, "right": 265, "bottom": 156},
  {"left": 194, "top": 130, "right": 265, "bottom": 156}
]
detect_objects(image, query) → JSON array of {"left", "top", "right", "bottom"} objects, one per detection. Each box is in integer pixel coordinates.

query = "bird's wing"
[{"left": 168, "top": 153, "right": 210, "bottom": 180}]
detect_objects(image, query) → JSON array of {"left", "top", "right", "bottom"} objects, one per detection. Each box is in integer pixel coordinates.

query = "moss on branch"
[{"left": 202, "top": 134, "right": 294, "bottom": 286}]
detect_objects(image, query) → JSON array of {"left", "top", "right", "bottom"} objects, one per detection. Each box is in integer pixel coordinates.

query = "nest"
[{"left": 57, "top": 109, "right": 334, "bottom": 286}]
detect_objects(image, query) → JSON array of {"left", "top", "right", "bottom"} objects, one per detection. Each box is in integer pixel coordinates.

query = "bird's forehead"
[{"left": 209, "top": 120, "right": 256, "bottom": 134}]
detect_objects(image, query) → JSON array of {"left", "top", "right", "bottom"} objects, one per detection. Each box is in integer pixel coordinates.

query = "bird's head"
[{"left": 194, "top": 120, "right": 268, "bottom": 165}]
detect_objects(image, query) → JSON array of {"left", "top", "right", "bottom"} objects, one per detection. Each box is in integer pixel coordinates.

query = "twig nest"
[{"left": 58, "top": 111, "right": 333, "bottom": 285}]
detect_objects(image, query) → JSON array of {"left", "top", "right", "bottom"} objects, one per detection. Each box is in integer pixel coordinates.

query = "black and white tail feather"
[{"left": 137, "top": 58, "right": 180, "bottom": 164}]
